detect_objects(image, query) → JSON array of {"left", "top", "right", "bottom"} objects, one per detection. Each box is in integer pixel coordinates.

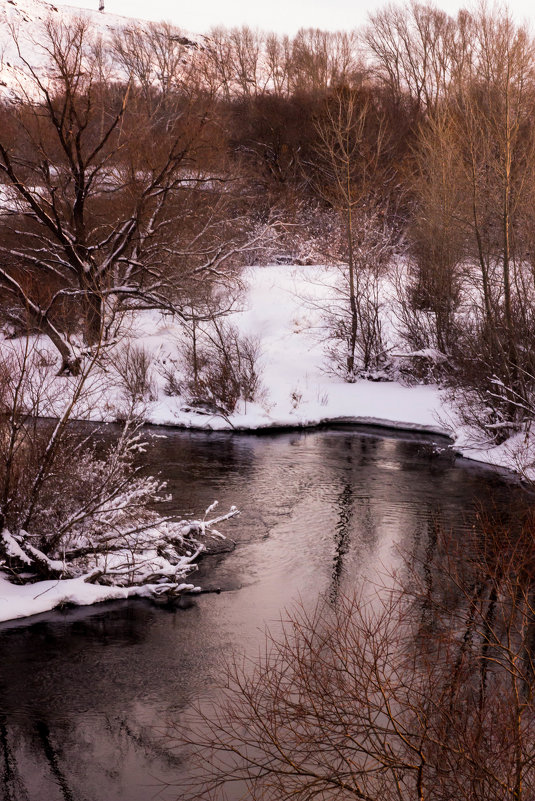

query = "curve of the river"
[{"left": 0, "top": 426, "right": 525, "bottom": 801}]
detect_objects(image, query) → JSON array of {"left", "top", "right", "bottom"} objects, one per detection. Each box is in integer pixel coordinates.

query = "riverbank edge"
[
  {"left": 141, "top": 413, "right": 525, "bottom": 483},
  {"left": 0, "top": 413, "right": 524, "bottom": 628}
]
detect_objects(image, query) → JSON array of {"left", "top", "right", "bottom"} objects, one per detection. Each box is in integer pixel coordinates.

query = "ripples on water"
[{"left": 0, "top": 426, "right": 524, "bottom": 801}]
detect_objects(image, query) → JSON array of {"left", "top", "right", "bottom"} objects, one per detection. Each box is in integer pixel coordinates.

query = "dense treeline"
[{"left": 2, "top": 3, "right": 535, "bottom": 444}]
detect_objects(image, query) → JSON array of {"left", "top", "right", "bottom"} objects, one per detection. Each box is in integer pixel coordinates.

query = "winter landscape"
[{"left": 1, "top": 0, "right": 535, "bottom": 798}]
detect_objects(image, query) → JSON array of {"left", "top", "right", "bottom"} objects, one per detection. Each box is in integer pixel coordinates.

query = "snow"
[
  {"left": 0, "top": 571, "right": 199, "bottom": 622},
  {"left": 124, "top": 265, "right": 448, "bottom": 437},
  {"left": 0, "top": 0, "right": 203, "bottom": 97},
  {"left": 0, "top": 573, "right": 132, "bottom": 622}
]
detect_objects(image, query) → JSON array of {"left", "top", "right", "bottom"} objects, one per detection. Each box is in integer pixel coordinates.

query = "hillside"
[{"left": 0, "top": 0, "right": 199, "bottom": 93}]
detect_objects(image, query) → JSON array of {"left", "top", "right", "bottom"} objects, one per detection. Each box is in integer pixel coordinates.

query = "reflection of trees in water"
[
  {"left": 0, "top": 431, "right": 531, "bottom": 801},
  {"left": 0, "top": 609, "right": 152, "bottom": 801},
  {"left": 177, "top": 506, "right": 535, "bottom": 801},
  {"left": 0, "top": 716, "right": 28, "bottom": 801},
  {"left": 112, "top": 715, "right": 185, "bottom": 769},
  {"left": 0, "top": 716, "right": 76, "bottom": 801},
  {"left": 35, "top": 721, "right": 75, "bottom": 801},
  {"left": 0, "top": 599, "right": 213, "bottom": 801},
  {"left": 0, "top": 710, "right": 186, "bottom": 801},
  {"left": 408, "top": 511, "right": 535, "bottom": 796},
  {"left": 327, "top": 436, "right": 378, "bottom": 603},
  {"left": 329, "top": 484, "right": 377, "bottom": 603},
  {"left": 330, "top": 483, "right": 353, "bottom": 603},
  {"left": 419, "top": 511, "right": 442, "bottom": 632}
]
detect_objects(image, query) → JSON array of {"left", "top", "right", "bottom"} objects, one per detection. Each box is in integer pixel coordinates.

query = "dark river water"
[{"left": 0, "top": 426, "right": 525, "bottom": 801}]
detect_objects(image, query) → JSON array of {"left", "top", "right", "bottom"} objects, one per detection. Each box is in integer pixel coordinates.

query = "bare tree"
[
  {"left": 364, "top": 2, "right": 458, "bottom": 113},
  {"left": 289, "top": 29, "right": 363, "bottom": 94},
  {"left": 175, "top": 513, "right": 535, "bottom": 801},
  {"left": 264, "top": 32, "right": 293, "bottom": 96},
  {"left": 311, "top": 88, "right": 394, "bottom": 378},
  {"left": 0, "top": 17, "right": 262, "bottom": 373},
  {"left": 402, "top": 109, "right": 464, "bottom": 356},
  {"left": 410, "top": 7, "right": 535, "bottom": 438},
  {"left": 322, "top": 209, "right": 396, "bottom": 376}
]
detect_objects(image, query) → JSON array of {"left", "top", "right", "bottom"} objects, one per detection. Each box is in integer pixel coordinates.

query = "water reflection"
[
  {"left": 330, "top": 482, "right": 353, "bottom": 603},
  {"left": 0, "top": 426, "right": 525, "bottom": 801}
]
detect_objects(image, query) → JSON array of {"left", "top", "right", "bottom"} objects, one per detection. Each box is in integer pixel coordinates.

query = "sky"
[{"left": 58, "top": 0, "right": 535, "bottom": 35}]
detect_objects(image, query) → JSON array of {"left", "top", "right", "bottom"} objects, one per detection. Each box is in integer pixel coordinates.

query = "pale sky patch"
[{"left": 57, "top": 0, "right": 535, "bottom": 35}]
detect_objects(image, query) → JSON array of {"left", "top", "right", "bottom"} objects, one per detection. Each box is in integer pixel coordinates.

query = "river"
[{"left": 0, "top": 425, "right": 524, "bottom": 801}]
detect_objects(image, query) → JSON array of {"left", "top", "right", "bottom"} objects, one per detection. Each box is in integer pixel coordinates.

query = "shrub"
[{"left": 181, "top": 319, "right": 263, "bottom": 414}]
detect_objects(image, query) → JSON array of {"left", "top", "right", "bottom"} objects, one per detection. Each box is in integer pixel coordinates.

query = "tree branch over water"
[{"left": 174, "top": 515, "right": 535, "bottom": 801}]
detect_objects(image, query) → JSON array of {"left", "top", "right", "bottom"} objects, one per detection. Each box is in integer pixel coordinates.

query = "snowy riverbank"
[
  {"left": 110, "top": 265, "right": 533, "bottom": 478},
  {"left": 0, "top": 264, "right": 529, "bottom": 624},
  {"left": 3, "top": 264, "right": 531, "bottom": 472}
]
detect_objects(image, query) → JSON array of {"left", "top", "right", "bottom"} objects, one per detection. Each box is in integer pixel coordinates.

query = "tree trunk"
[
  {"left": 84, "top": 290, "right": 103, "bottom": 346},
  {"left": 34, "top": 311, "right": 81, "bottom": 375},
  {"left": 346, "top": 178, "right": 358, "bottom": 378}
]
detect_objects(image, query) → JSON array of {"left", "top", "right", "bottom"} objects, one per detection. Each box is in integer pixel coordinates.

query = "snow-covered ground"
[
  {"left": 3, "top": 263, "right": 525, "bottom": 468},
  {"left": 138, "top": 265, "right": 447, "bottom": 434},
  {"left": 0, "top": 0, "right": 202, "bottom": 97},
  {"left": 105, "top": 264, "right": 530, "bottom": 478}
]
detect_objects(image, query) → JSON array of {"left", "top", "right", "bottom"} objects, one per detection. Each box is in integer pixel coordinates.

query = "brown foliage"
[{"left": 174, "top": 511, "right": 535, "bottom": 801}]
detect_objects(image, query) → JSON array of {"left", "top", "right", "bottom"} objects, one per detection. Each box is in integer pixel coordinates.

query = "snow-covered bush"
[
  {"left": 111, "top": 341, "right": 158, "bottom": 419},
  {"left": 323, "top": 262, "right": 389, "bottom": 380},
  {"left": 180, "top": 319, "right": 263, "bottom": 414},
  {"left": 0, "top": 341, "right": 238, "bottom": 597}
]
